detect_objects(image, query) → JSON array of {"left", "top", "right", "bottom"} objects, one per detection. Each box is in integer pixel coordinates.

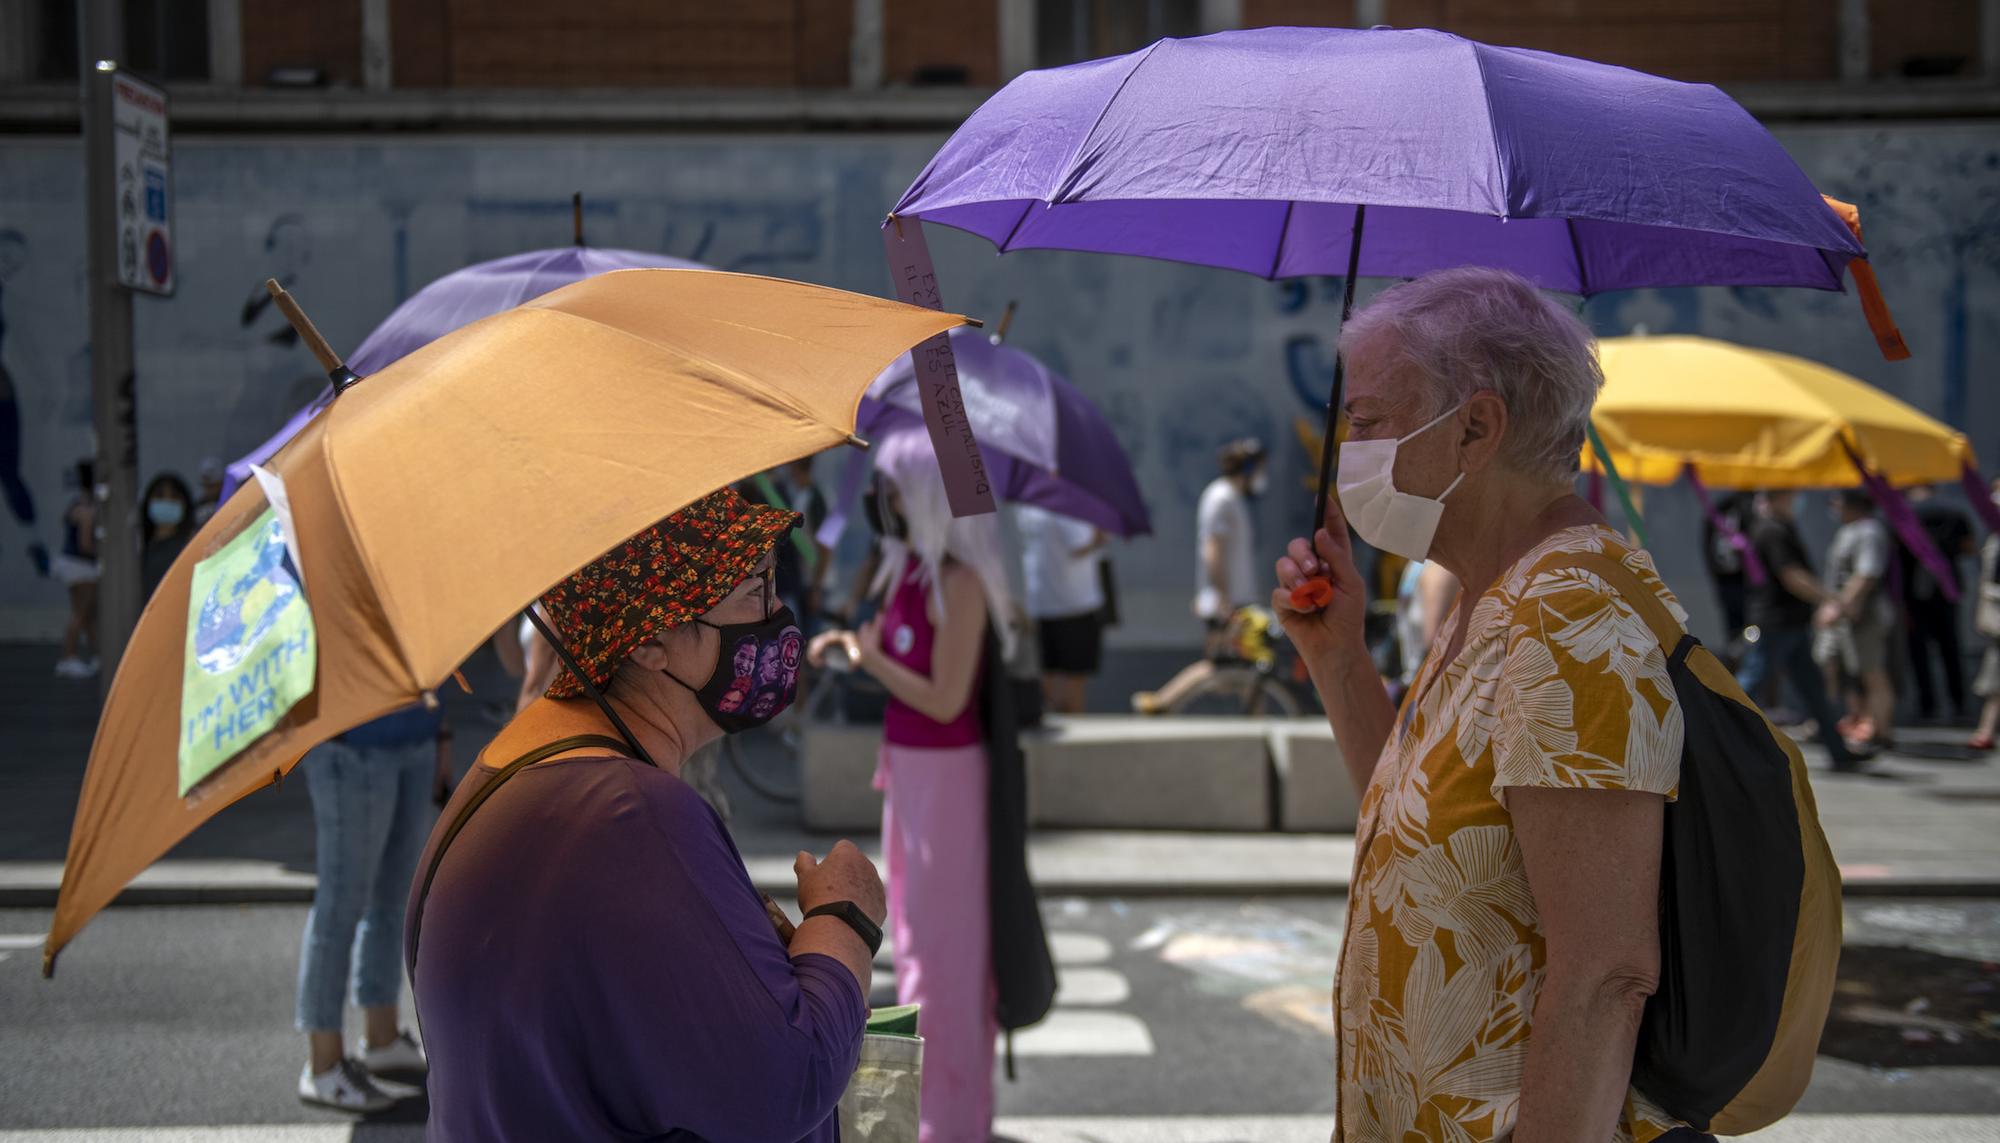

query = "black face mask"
[
  {"left": 866, "top": 479, "right": 907, "bottom": 540},
  {"left": 662, "top": 606, "right": 803, "bottom": 734}
]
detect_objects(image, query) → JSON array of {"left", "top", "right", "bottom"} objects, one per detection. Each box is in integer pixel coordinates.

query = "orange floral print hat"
[{"left": 540, "top": 486, "right": 798, "bottom": 700}]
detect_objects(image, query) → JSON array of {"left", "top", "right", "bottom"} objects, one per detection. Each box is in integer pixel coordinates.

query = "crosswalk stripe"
[
  {"left": 0, "top": 1115, "right": 1992, "bottom": 1142},
  {"left": 992, "top": 1116, "right": 2000, "bottom": 1143}
]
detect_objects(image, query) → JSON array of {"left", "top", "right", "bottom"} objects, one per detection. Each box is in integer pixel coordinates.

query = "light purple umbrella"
[
  {"left": 888, "top": 25, "right": 1871, "bottom": 526},
  {"left": 857, "top": 328, "right": 1150, "bottom": 537},
  {"left": 224, "top": 246, "right": 707, "bottom": 498}
]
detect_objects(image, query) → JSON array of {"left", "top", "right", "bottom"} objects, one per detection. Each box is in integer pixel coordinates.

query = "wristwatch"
[{"left": 804, "top": 901, "right": 884, "bottom": 956}]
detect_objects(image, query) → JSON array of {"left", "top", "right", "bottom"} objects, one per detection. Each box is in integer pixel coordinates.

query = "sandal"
[{"left": 1968, "top": 733, "right": 1995, "bottom": 752}]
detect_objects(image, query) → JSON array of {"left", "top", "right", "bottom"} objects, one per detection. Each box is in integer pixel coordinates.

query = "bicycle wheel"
[{"left": 1244, "top": 673, "right": 1304, "bottom": 717}]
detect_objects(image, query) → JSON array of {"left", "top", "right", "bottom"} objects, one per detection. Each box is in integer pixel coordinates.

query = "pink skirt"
[{"left": 875, "top": 741, "right": 997, "bottom": 1143}]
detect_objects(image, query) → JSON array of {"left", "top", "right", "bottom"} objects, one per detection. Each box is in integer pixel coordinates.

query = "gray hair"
[{"left": 1339, "top": 267, "right": 1602, "bottom": 484}]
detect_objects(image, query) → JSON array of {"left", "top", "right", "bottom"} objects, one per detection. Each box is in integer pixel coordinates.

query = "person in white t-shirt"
[
  {"left": 1133, "top": 439, "right": 1267, "bottom": 714},
  {"left": 1016, "top": 504, "right": 1108, "bottom": 713}
]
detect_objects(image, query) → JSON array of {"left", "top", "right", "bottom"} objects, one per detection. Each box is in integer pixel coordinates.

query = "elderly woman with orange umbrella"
[{"left": 43, "top": 270, "right": 972, "bottom": 1140}]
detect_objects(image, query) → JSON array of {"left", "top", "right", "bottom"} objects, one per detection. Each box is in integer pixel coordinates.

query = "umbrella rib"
[
  {"left": 1565, "top": 218, "right": 1589, "bottom": 296},
  {"left": 995, "top": 202, "right": 1036, "bottom": 255},
  {"left": 1048, "top": 39, "right": 1165, "bottom": 204},
  {"left": 1466, "top": 40, "right": 1514, "bottom": 218},
  {"left": 1267, "top": 201, "right": 1295, "bottom": 282},
  {"left": 522, "top": 306, "right": 856, "bottom": 431}
]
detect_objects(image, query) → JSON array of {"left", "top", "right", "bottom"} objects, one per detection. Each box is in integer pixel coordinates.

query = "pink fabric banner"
[
  {"left": 881, "top": 219, "right": 997, "bottom": 518},
  {"left": 1682, "top": 466, "right": 1768, "bottom": 587}
]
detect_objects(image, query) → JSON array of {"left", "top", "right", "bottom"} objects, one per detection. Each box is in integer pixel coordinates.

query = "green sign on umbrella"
[{"left": 178, "top": 507, "right": 316, "bottom": 794}]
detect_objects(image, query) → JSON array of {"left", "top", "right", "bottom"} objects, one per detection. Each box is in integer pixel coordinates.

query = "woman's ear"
[
  {"left": 626, "top": 631, "right": 680, "bottom": 672},
  {"left": 1457, "top": 390, "right": 1509, "bottom": 475}
]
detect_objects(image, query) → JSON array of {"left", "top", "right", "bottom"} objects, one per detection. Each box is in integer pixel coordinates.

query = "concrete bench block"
[
  {"left": 1025, "top": 716, "right": 1271, "bottom": 831},
  {"left": 1270, "top": 721, "right": 1358, "bottom": 833},
  {"left": 800, "top": 723, "right": 883, "bottom": 833}
]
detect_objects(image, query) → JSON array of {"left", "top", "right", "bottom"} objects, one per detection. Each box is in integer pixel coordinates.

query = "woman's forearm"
[
  {"left": 1304, "top": 647, "right": 1397, "bottom": 793},
  {"left": 1514, "top": 967, "right": 1654, "bottom": 1143},
  {"left": 861, "top": 652, "right": 969, "bottom": 725}
]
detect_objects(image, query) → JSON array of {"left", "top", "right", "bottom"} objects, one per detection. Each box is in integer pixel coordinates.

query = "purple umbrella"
[
  {"left": 857, "top": 328, "right": 1150, "bottom": 537},
  {"left": 224, "top": 246, "right": 708, "bottom": 498},
  {"left": 888, "top": 25, "right": 1871, "bottom": 528}
]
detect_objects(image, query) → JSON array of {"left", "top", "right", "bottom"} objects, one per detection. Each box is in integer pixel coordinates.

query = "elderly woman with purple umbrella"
[{"left": 894, "top": 23, "right": 1875, "bottom": 1143}]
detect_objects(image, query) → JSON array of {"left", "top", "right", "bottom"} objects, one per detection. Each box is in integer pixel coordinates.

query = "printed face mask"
[
  {"left": 1335, "top": 404, "right": 1466, "bottom": 562},
  {"left": 664, "top": 606, "right": 802, "bottom": 735}
]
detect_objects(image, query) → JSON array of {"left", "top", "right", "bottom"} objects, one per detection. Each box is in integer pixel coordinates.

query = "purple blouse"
[{"left": 406, "top": 754, "right": 863, "bottom": 1141}]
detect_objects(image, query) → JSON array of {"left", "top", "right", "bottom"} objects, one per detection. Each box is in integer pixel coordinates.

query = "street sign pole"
[{"left": 81, "top": 0, "right": 142, "bottom": 697}]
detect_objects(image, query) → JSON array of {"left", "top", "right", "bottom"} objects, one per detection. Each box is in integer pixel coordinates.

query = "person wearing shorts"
[
  {"left": 52, "top": 459, "right": 99, "bottom": 679},
  {"left": 1813, "top": 490, "right": 1897, "bottom": 750},
  {"left": 1016, "top": 503, "right": 1106, "bottom": 714}
]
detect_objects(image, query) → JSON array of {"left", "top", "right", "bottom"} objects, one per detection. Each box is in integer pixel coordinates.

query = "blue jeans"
[
  {"left": 295, "top": 738, "right": 433, "bottom": 1032},
  {"left": 1736, "top": 624, "right": 1860, "bottom": 767}
]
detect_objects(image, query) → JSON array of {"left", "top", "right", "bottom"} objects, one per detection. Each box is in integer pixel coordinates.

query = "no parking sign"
[{"left": 111, "top": 72, "right": 173, "bottom": 295}]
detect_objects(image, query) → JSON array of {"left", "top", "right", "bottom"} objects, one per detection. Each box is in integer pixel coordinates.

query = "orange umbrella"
[{"left": 46, "top": 269, "right": 966, "bottom": 971}]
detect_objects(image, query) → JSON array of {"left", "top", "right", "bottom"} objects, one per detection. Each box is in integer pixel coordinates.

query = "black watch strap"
[{"left": 804, "top": 901, "right": 883, "bottom": 956}]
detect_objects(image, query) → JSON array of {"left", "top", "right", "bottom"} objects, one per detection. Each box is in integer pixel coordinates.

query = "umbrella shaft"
[{"left": 1309, "top": 205, "right": 1367, "bottom": 538}]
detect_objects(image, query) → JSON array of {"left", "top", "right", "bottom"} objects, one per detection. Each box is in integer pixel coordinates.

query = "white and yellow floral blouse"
[{"left": 1336, "top": 524, "right": 1688, "bottom": 1143}]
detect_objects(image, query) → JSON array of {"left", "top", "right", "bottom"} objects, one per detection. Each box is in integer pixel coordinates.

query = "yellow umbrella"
[
  {"left": 46, "top": 269, "right": 965, "bottom": 971},
  {"left": 1584, "top": 335, "right": 1971, "bottom": 489}
]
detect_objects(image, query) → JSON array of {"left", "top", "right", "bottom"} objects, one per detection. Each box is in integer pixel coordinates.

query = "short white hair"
[{"left": 1340, "top": 267, "right": 1602, "bottom": 483}]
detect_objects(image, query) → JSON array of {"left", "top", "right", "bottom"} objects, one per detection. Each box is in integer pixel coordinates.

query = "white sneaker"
[
  {"left": 359, "top": 1029, "right": 428, "bottom": 1079},
  {"left": 298, "top": 1059, "right": 399, "bottom": 1113},
  {"left": 53, "top": 657, "right": 89, "bottom": 679}
]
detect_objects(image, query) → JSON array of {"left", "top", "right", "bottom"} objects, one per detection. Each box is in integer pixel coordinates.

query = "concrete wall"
[{"left": 0, "top": 122, "right": 1994, "bottom": 644}]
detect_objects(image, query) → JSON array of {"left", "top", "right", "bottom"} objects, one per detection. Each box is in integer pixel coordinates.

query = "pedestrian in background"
[
  {"left": 810, "top": 432, "right": 1031, "bottom": 1143},
  {"left": 194, "top": 457, "right": 226, "bottom": 525},
  {"left": 1132, "top": 437, "right": 1265, "bottom": 714},
  {"left": 139, "top": 471, "right": 197, "bottom": 601},
  {"left": 1738, "top": 490, "right": 1874, "bottom": 771},
  {"left": 744, "top": 457, "right": 833, "bottom": 630},
  {"left": 296, "top": 703, "right": 450, "bottom": 1112},
  {"left": 52, "top": 458, "right": 98, "bottom": 680},
  {"left": 1899, "top": 483, "right": 1974, "bottom": 724},
  {"left": 1702, "top": 490, "right": 1753, "bottom": 649},
  {"left": 1391, "top": 559, "right": 1457, "bottom": 699},
  {"left": 1967, "top": 479, "right": 2000, "bottom": 751},
  {"left": 1816, "top": 490, "right": 1898, "bottom": 751},
  {"left": 1016, "top": 502, "right": 1106, "bottom": 714}
]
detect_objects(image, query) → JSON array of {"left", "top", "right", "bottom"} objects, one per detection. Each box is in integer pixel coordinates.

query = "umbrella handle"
[{"left": 265, "top": 280, "right": 360, "bottom": 394}]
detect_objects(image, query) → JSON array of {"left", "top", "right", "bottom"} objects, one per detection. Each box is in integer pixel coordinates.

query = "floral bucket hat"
[{"left": 539, "top": 486, "right": 798, "bottom": 699}]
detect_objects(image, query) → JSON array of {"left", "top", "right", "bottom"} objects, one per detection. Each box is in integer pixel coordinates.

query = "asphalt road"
[{"left": 3, "top": 897, "right": 1998, "bottom": 1140}]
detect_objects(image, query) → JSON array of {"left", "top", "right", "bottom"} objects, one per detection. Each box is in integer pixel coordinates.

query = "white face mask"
[
  {"left": 1249, "top": 471, "right": 1270, "bottom": 497},
  {"left": 1336, "top": 403, "right": 1466, "bottom": 562}
]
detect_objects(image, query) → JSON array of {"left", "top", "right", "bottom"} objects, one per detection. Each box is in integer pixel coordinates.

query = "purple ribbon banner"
[
  {"left": 1841, "top": 439, "right": 1960, "bottom": 603},
  {"left": 881, "top": 217, "right": 996, "bottom": 519},
  {"left": 1962, "top": 462, "right": 2000, "bottom": 537}
]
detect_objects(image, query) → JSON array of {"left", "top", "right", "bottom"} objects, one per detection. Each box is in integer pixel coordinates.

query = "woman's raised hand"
[{"left": 1272, "top": 495, "right": 1369, "bottom": 665}]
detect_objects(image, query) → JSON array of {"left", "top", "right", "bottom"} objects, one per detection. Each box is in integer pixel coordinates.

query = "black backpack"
[{"left": 1546, "top": 552, "right": 1840, "bottom": 1134}]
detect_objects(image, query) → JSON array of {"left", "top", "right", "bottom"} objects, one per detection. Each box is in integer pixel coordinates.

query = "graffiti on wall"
[{"left": 0, "top": 124, "right": 1994, "bottom": 643}]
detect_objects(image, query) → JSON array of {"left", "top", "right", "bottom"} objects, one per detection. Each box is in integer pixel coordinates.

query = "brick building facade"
[{"left": 9, "top": 0, "right": 1992, "bottom": 93}]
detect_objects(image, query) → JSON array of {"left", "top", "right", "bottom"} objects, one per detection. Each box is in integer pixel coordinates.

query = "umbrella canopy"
[
  {"left": 47, "top": 269, "right": 964, "bottom": 970},
  {"left": 1585, "top": 336, "right": 1971, "bottom": 489},
  {"left": 856, "top": 329, "right": 1150, "bottom": 537},
  {"left": 225, "top": 246, "right": 709, "bottom": 499},
  {"left": 891, "top": 25, "right": 1863, "bottom": 293}
]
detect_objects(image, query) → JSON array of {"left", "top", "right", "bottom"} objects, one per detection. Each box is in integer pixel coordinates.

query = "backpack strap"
[
  {"left": 1535, "top": 549, "right": 1687, "bottom": 657},
  {"left": 408, "top": 734, "right": 632, "bottom": 982}
]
